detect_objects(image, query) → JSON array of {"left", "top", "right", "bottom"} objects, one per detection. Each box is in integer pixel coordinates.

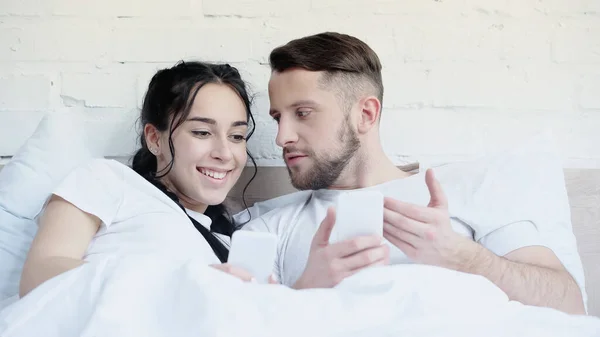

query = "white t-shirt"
[
  {"left": 185, "top": 208, "right": 231, "bottom": 249},
  {"left": 240, "top": 154, "right": 587, "bottom": 307},
  {"left": 49, "top": 158, "right": 229, "bottom": 265}
]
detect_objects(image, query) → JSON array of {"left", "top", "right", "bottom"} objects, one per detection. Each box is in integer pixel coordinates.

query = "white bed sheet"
[{"left": 0, "top": 254, "right": 598, "bottom": 337}]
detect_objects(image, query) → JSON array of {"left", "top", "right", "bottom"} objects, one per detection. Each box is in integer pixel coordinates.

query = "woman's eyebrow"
[
  {"left": 187, "top": 117, "right": 247, "bottom": 127},
  {"left": 187, "top": 117, "right": 215, "bottom": 124}
]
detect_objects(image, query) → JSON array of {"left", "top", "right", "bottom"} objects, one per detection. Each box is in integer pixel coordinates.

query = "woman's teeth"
[{"left": 199, "top": 168, "right": 227, "bottom": 180}]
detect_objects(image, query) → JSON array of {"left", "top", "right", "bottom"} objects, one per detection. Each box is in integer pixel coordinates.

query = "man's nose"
[{"left": 275, "top": 117, "right": 298, "bottom": 148}]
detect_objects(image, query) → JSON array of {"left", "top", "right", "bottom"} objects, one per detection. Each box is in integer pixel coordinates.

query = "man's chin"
[
  {"left": 289, "top": 172, "right": 314, "bottom": 190},
  {"left": 288, "top": 171, "right": 303, "bottom": 187},
  {"left": 286, "top": 163, "right": 303, "bottom": 175},
  {"left": 290, "top": 180, "right": 308, "bottom": 190},
  {"left": 286, "top": 162, "right": 321, "bottom": 190}
]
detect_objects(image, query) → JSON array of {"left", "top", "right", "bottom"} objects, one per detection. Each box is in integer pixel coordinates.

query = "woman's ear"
[
  {"left": 143, "top": 124, "right": 161, "bottom": 156},
  {"left": 357, "top": 96, "right": 381, "bottom": 134}
]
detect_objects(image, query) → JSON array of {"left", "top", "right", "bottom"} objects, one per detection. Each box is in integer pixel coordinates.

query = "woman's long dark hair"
[{"left": 131, "top": 61, "right": 258, "bottom": 262}]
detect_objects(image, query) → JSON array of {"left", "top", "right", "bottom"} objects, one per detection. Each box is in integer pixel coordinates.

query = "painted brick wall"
[{"left": 1, "top": 0, "right": 599, "bottom": 168}]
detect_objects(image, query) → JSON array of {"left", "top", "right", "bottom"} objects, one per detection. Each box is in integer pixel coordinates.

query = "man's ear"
[
  {"left": 143, "top": 123, "right": 162, "bottom": 155},
  {"left": 357, "top": 96, "right": 381, "bottom": 134}
]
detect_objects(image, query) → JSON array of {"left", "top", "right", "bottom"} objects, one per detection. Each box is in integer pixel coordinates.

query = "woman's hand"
[{"left": 210, "top": 263, "right": 279, "bottom": 284}]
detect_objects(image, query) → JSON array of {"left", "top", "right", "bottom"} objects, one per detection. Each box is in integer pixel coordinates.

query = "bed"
[
  {"left": 1, "top": 114, "right": 599, "bottom": 335},
  {"left": 1, "top": 164, "right": 599, "bottom": 337}
]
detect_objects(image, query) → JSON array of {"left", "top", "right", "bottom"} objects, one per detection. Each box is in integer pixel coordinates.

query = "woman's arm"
[{"left": 19, "top": 194, "right": 101, "bottom": 297}]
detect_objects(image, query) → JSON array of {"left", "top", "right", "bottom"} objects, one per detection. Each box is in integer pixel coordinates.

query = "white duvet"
[{"left": 0, "top": 254, "right": 599, "bottom": 337}]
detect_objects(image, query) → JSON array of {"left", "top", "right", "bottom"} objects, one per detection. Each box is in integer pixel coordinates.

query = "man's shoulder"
[{"left": 238, "top": 191, "right": 313, "bottom": 233}]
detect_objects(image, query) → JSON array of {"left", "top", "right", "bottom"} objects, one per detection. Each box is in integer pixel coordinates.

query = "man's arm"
[
  {"left": 458, "top": 243, "right": 585, "bottom": 315},
  {"left": 382, "top": 169, "right": 585, "bottom": 315}
]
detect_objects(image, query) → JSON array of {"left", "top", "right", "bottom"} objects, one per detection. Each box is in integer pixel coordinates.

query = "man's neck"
[{"left": 328, "top": 144, "right": 413, "bottom": 190}]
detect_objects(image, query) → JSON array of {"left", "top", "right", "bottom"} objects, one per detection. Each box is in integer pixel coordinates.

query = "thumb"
[
  {"left": 268, "top": 274, "right": 279, "bottom": 284},
  {"left": 312, "top": 207, "right": 336, "bottom": 247},
  {"left": 426, "top": 168, "right": 448, "bottom": 209}
]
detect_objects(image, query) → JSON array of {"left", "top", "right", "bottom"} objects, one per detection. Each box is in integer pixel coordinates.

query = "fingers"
[
  {"left": 268, "top": 274, "right": 279, "bottom": 284},
  {"left": 341, "top": 256, "right": 389, "bottom": 282},
  {"left": 329, "top": 234, "right": 383, "bottom": 258},
  {"left": 384, "top": 197, "right": 439, "bottom": 224},
  {"left": 211, "top": 263, "right": 255, "bottom": 282},
  {"left": 383, "top": 232, "right": 416, "bottom": 259},
  {"left": 426, "top": 169, "right": 448, "bottom": 209},
  {"left": 383, "top": 208, "right": 430, "bottom": 239},
  {"left": 313, "top": 207, "right": 336, "bottom": 247},
  {"left": 212, "top": 264, "right": 280, "bottom": 285},
  {"left": 340, "top": 244, "right": 390, "bottom": 271},
  {"left": 382, "top": 169, "right": 448, "bottom": 222},
  {"left": 383, "top": 222, "right": 420, "bottom": 248}
]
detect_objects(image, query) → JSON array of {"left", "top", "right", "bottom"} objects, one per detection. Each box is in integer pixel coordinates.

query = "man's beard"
[{"left": 286, "top": 118, "right": 360, "bottom": 190}]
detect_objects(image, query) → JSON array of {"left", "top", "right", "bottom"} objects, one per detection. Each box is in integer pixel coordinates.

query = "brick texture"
[{"left": 0, "top": 0, "right": 598, "bottom": 167}]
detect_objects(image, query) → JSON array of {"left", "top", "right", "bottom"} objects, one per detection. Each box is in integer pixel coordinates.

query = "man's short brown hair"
[{"left": 269, "top": 32, "right": 384, "bottom": 111}]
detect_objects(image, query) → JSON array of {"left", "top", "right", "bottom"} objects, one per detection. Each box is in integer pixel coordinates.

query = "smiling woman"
[
  {"left": 141, "top": 81, "right": 251, "bottom": 216},
  {"left": 18, "top": 61, "right": 270, "bottom": 298}
]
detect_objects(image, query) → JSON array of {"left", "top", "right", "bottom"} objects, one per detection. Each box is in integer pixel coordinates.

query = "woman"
[{"left": 19, "top": 61, "right": 265, "bottom": 297}]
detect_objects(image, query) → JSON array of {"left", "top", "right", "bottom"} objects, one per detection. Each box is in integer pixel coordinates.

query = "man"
[{"left": 242, "top": 32, "right": 586, "bottom": 315}]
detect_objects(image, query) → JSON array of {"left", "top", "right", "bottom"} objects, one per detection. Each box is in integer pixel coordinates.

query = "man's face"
[{"left": 268, "top": 69, "right": 360, "bottom": 190}]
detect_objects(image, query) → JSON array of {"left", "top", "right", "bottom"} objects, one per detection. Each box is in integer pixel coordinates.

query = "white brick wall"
[{"left": 1, "top": 0, "right": 599, "bottom": 168}]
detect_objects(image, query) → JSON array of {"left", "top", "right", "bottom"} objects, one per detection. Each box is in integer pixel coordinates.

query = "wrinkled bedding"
[{"left": 1, "top": 254, "right": 599, "bottom": 337}]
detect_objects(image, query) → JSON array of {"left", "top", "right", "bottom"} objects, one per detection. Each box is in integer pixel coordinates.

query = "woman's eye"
[
  {"left": 192, "top": 130, "right": 210, "bottom": 137},
  {"left": 230, "top": 134, "right": 246, "bottom": 142}
]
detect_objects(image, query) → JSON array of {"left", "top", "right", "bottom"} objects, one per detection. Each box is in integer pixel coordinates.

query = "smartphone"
[
  {"left": 227, "top": 231, "right": 278, "bottom": 284},
  {"left": 329, "top": 190, "right": 384, "bottom": 244}
]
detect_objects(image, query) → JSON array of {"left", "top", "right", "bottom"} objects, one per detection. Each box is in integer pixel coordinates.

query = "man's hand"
[
  {"left": 383, "top": 169, "right": 476, "bottom": 270},
  {"left": 294, "top": 207, "right": 390, "bottom": 289}
]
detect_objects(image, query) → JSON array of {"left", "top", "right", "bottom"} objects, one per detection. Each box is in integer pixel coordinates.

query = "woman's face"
[{"left": 153, "top": 83, "right": 249, "bottom": 213}]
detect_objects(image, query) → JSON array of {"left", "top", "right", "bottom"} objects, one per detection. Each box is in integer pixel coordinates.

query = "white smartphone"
[
  {"left": 227, "top": 231, "right": 278, "bottom": 284},
  {"left": 329, "top": 190, "right": 384, "bottom": 244}
]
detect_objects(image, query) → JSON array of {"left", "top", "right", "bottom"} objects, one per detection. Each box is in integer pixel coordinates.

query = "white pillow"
[
  {"left": 0, "top": 113, "right": 97, "bottom": 303},
  {"left": 435, "top": 130, "right": 587, "bottom": 311},
  {"left": 0, "top": 214, "right": 34, "bottom": 302}
]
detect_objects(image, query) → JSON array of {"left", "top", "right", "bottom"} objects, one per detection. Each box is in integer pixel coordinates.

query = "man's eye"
[{"left": 297, "top": 110, "right": 310, "bottom": 117}]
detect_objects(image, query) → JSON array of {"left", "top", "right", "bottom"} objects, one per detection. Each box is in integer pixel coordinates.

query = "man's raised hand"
[{"left": 293, "top": 207, "right": 390, "bottom": 289}]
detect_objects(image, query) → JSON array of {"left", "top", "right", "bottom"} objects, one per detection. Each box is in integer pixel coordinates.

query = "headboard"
[{"left": 227, "top": 166, "right": 600, "bottom": 317}]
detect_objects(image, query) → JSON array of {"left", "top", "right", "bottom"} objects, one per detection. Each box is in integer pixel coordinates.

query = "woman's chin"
[{"left": 199, "top": 193, "right": 228, "bottom": 207}]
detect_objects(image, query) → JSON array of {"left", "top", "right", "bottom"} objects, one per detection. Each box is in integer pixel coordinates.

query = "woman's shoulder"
[
  {"left": 52, "top": 158, "right": 142, "bottom": 199},
  {"left": 79, "top": 159, "right": 169, "bottom": 200},
  {"left": 50, "top": 158, "right": 128, "bottom": 200},
  {"left": 70, "top": 158, "right": 140, "bottom": 181},
  {"left": 70, "top": 157, "right": 126, "bottom": 173},
  {"left": 78, "top": 159, "right": 193, "bottom": 219}
]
